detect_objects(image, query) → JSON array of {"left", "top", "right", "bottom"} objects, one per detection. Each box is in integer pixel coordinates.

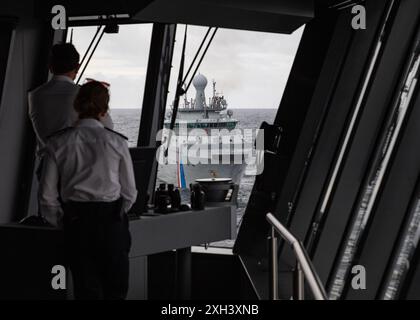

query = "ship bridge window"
[
  {"left": 159, "top": 24, "right": 303, "bottom": 248},
  {"left": 67, "top": 24, "right": 153, "bottom": 147}
]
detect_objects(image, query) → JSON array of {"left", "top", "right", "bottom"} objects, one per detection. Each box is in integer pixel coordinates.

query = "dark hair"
[
  {"left": 74, "top": 81, "right": 109, "bottom": 119},
  {"left": 49, "top": 43, "right": 80, "bottom": 74}
]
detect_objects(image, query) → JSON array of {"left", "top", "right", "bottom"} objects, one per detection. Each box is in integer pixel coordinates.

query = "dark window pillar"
[{"left": 137, "top": 23, "right": 176, "bottom": 198}]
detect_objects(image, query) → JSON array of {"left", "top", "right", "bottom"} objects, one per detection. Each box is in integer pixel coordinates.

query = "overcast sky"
[{"left": 70, "top": 24, "right": 303, "bottom": 109}]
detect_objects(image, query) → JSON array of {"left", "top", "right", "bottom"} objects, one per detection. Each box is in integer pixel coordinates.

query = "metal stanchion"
[
  {"left": 293, "top": 261, "right": 305, "bottom": 300},
  {"left": 269, "top": 227, "right": 278, "bottom": 300}
]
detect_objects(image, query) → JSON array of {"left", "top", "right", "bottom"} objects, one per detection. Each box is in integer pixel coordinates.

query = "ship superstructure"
[{"left": 160, "top": 74, "right": 249, "bottom": 188}]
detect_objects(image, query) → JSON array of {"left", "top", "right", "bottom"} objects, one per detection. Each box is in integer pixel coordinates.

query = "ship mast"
[
  {"left": 213, "top": 80, "right": 216, "bottom": 96},
  {"left": 212, "top": 80, "right": 216, "bottom": 110},
  {"left": 183, "top": 84, "right": 188, "bottom": 108}
]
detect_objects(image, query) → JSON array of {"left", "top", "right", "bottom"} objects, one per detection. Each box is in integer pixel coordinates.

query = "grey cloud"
[{"left": 70, "top": 23, "right": 302, "bottom": 109}]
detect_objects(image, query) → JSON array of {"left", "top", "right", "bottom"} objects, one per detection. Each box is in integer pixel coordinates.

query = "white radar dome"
[{"left": 192, "top": 73, "right": 208, "bottom": 90}]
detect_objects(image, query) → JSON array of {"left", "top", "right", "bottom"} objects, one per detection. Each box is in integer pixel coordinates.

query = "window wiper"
[{"left": 76, "top": 24, "right": 106, "bottom": 84}]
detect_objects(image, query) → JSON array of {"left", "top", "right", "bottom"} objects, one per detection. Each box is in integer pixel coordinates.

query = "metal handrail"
[{"left": 266, "top": 213, "right": 328, "bottom": 300}]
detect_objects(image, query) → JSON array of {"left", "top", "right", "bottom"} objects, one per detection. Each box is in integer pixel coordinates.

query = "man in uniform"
[
  {"left": 39, "top": 81, "right": 137, "bottom": 300},
  {"left": 28, "top": 42, "right": 113, "bottom": 150},
  {"left": 27, "top": 43, "right": 114, "bottom": 220}
]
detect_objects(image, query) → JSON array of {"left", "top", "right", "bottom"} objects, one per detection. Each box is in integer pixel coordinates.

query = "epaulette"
[
  {"left": 46, "top": 127, "right": 75, "bottom": 140},
  {"left": 105, "top": 127, "right": 128, "bottom": 140}
]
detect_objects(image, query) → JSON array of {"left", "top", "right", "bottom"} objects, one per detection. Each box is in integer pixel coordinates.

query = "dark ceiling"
[{"left": 1, "top": 0, "right": 364, "bottom": 34}]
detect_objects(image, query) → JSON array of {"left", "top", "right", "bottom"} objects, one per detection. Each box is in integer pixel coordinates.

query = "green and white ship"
[{"left": 159, "top": 73, "right": 249, "bottom": 188}]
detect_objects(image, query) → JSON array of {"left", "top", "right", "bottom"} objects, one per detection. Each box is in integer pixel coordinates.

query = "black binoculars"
[{"left": 154, "top": 183, "right": 182, "bottom": 214}]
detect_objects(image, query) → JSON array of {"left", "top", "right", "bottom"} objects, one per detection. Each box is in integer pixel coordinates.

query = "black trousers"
[{"left": 63, "top": 199, "right": 131, "bottom": 300}]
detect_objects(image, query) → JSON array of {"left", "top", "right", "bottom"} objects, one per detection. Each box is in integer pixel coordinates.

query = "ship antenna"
[
  {"left": 213, "top": 80, "right": 216, "bottom": 98},
  {"left": 183, "top": 84, "right": 188, "bottom": 108}
]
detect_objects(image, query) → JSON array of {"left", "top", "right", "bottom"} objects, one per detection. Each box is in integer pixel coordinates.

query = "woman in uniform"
[{"left": 39, "top": 81, "right": 137, "bottom": 300}]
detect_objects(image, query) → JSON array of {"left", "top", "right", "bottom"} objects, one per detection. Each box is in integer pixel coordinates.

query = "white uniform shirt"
[
  {"left": 28, "top": 75, "right": 114, "bottom": 149},
  {"left": 39, "top": 119, "right": 137, "bottom": 226}
]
